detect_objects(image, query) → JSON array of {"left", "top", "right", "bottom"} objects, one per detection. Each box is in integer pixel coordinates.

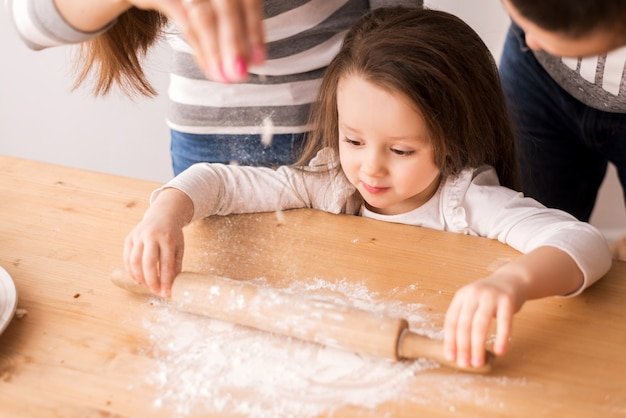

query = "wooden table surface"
[{"left": 0, "top": 155, "right": 625, "bottom": 418}]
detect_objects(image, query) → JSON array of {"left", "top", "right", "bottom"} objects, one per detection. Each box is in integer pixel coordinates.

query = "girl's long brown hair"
[
  {"left": 298, "top": 6, "right": 519, "bottom": 190},
  {"left": 73, "top": 9, "right": 167, "bottom": 97}
]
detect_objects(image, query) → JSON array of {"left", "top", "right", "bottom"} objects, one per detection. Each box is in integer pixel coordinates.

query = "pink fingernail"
[{"left": 234, "top": 57, "right": 248, "bottom": 79}]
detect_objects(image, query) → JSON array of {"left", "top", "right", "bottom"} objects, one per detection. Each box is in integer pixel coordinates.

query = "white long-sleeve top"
[{"left": 154, "top": 149, "right": 612, "bottom": 295}]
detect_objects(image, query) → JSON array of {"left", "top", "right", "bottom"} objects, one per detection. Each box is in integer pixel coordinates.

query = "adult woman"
[{"left": 7, "top": 0, "right": 416, "bottom": 173}]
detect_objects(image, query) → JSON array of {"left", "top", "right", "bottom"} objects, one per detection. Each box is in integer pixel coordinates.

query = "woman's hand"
[
  {"left": 123, "top": 188, "right": 194, "bottom": 297},
  {"left": 57, "top": 0, "right": 265, "bottom": 82},
  {"left": 443, "top": 274, "right": 526, "bottom": 368},
  {"left": 136, "top": 0, "right": 264, "bottom": 82}
]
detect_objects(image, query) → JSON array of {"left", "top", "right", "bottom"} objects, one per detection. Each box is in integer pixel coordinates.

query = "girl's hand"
[
  {"left": 443, "top": 275, "right": 526, "bottom": 368},
  {"left": 123, "top": 188, "right": 194, "bottom": 297},
  {"left": 442, "top": 246, "right": 584, "bottom": 369},
  {"left": 135, "top": 0, "right": 265, "bottom": 82}
]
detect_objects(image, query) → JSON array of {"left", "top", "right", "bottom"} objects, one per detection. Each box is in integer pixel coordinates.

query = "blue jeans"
[
  {"left": 170, "top": 131, "right": 305, "bottom": 175},
  {"left": 499, "top": 23, "right": 626, "bottom": 221}
]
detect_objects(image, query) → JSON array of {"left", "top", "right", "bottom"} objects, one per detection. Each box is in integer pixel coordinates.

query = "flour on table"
[{"left": 139, "top": 278, "right": 441, "bottom": 417}]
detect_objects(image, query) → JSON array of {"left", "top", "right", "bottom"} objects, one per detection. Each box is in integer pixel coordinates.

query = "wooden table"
[{"left": 0, "top": 155, "right": 624, "bottom": 418}]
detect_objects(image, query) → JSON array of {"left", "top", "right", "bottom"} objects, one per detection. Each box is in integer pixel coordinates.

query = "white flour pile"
[{"left": 139, "top": 278, "right": 441, "bottom": 417}]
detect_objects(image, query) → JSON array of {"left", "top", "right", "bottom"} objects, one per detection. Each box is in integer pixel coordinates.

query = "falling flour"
[
  {"left": 260, "top": 117, "right": 274, "bottom": 148},
  {"left": 138, "top": 278, "right": 526, "bottom": 417}
]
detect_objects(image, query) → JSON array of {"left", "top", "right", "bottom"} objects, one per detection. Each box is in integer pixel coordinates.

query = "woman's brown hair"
[
  {"left": 73, "top": 8, "right": 167, "bottom": 97},
  {"left": 298, "top": 6, "right": 519, "bottom": 190}
]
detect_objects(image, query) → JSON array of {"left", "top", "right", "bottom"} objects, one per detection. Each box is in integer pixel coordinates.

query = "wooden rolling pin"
[{"left": 111, "top": 268, "right": 494, "bottom": 373}]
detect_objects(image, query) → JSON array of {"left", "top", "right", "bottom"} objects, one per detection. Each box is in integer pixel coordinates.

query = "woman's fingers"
[
  {"left": 242, "top": 0, "right": 265, "bottom": 64},
  {"left": 129, "top": 0, "right": 264, "bottom": 80},
  {"left": 179, "top": 0, "right": 264, "bottom": 82},
  {"left": 183, "top": 0, "right": 222, "bottom": 80},
  {"left": 213, "top": 0, "right": 249, "bottom": 81}
]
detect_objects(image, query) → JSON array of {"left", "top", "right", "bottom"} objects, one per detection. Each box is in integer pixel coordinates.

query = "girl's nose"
[{"left": 360, "top": 149, "right": 386, "bottom": 177}]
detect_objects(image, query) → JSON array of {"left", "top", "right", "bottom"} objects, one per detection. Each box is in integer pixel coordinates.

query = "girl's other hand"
[
  {"left": 123, "top": 188, "right": 193, "bottom": 297},
  {"left": 443, "top": 275, "right": 525, "bottom": 368}
]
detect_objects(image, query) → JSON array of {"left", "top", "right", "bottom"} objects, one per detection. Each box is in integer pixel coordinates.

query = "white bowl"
[{"left": 0, "top": 265, "right": 17, "bottom": 335}]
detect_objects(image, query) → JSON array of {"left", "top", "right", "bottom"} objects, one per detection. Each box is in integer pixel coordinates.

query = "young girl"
[{"left": 124, "top": 7, "right": 612, "bottom": 370}]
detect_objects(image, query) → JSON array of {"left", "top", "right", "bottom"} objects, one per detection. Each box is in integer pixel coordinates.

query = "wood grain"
[{"left": 0, "top": 155, "right": 624, "bottom": 417}]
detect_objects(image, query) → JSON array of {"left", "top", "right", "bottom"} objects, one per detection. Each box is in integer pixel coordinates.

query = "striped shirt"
[{"left": 6, "top": 0, "right": 419, "bottom": 136}]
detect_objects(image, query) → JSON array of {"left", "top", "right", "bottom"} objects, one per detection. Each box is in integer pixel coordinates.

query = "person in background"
[
  {"left": 6, "top": 0, "right": 417, "bottom": 174},
  {"left": 499, "top": 0, "right": 626, "bottom": 260},
  {"left": 122, "top": 7, "right": 612, "bottom": 370}
]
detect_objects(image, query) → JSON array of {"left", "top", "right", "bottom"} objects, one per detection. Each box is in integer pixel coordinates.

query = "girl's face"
[
  {"left": 337, "top": 75, "right": 441, "bottom": 216},
  {"left": 501, "top": 0, "right": 626, "bottom": 57}
]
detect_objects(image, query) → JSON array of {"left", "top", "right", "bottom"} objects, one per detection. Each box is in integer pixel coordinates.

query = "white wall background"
[{"left": 1, "top": 1, "right": 625, "bottom": 241}]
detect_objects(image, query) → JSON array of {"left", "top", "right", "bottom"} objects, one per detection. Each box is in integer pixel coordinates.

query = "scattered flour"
[
  {"left": 140, "top": 278, "right": 437, "bottom": 417},
  {"left": 138, "top": 278, "right": 525, "bottom": 417},
  {"left": 260, "top": 117, "right": 274, "bottom": 147},
  {"left": 14, "top": 308, "right": 28, "bottom": 319}
]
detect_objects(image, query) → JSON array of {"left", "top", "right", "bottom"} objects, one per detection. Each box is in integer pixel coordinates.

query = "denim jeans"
[
  {"left": 499, "top": 23, "right": 626, "bottom": 221},
  {"left": 170, "top": 130, "right": 305, "bottom": 175}
]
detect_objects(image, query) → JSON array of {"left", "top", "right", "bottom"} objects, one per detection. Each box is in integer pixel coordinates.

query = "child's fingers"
[
  {"left": 454, "top": 301, "right": 480, "bottom": 368},
  {"left": 494, "top": 300, "right": 514, "bottom": 355},
  {"left": 445, "top": 294, "right": 480, "bottom": 367},
  {"left": 123, "top": 235, "right": 135, "bottom": 280},
  {"left": 470, "top": 304, "right": 495, "bottom": 367},
  {"left": 142, "top": 242, "right": 162, "bottom": 295},
  {"left": 443, "top": 298, "right": 462, "bottom": 362},
  {"left": 157, "top": 244, "right": 182, "bottom": 298},
  {"left": 126, "top": 240, "right": 146, "bottom": 285}
]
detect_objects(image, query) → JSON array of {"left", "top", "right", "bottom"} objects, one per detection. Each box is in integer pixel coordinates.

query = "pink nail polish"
[{"left": 234, "top": 57, "right": 248, "bottom": 79}]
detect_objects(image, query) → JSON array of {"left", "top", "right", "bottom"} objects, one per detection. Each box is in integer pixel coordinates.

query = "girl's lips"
[{"left": 361, "top": 182, "right": 390, "bottom": 195}]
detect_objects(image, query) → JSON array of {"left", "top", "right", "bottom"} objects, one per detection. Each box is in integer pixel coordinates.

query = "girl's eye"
[
  {"left": 343, "top": 137, "right": 362, "bottom": 146},
  {"left": 391, "top": 148, "right": 415, "bottom": 156}
]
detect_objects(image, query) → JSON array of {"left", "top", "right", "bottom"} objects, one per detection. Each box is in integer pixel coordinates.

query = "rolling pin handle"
[{"left": 398, "top": 330, "right": 494, "bottom": 373}]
